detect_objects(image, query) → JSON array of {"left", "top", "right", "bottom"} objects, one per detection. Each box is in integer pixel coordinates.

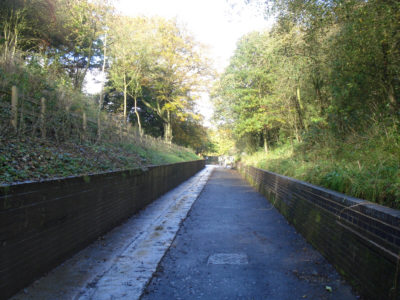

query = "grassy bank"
[
  {"left": 0, "top": 53, "right": 199, "bottom": 186},
  {"left": 0, "top": 136, "right": 199, "bottom": 185},
  {"left": 241, "top": 125, "right": 400, "bottom": 209}
]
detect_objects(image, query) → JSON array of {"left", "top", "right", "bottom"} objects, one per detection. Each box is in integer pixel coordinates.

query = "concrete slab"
[{"left": 207, "top": 253, "right": 249, "bottom": 265}]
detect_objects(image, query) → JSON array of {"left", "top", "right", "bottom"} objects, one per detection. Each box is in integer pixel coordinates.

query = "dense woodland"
[
  {"left": 0, "top": 0, "right": 399, "bottom": 208},
  {"left": 212, "top": 0, "right": 400, "bottom": 207}
]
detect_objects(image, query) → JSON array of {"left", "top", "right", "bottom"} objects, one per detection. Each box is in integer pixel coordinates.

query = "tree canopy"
[
  {"left": 0, "top": 0, "right": 214, "bottom": 151},
  {"left": 213, "top": 0, "right": 400, "bottom": 153}
]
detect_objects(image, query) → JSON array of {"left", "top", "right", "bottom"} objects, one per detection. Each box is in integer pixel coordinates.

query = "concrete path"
[{"left": 142, "top": 168, "right": 357, "bottom": 300}]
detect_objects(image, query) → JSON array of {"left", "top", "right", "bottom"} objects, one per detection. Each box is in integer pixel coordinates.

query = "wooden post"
[
  {"left": 11, "top": 86, "right": 18, "bottom": 131},
  {"left": 40, "top": 97, "right": 46, "bottom": 138},
  {"left": 127, "top": 122, "right": 132, "bottom": 138},
  {"left": 82, "top": 112, "right": 87, "bottom": 140},
  {"left": 97, "top": 112, "right": 101, "bottom": 142},
  {"left": 119, "top": 121, "right": 123, "bottom": 141},
  {"left": 19, "top": 92, "right": 24, "bottom": 132}
]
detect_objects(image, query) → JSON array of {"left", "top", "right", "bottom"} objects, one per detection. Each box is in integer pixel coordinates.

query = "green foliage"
[
  {"left": 0, "top": 0, "right": 209, "bottom": 151},
  {"left": 0, "top": 2, "right": 204, "bottom": 185},
  {"left": 212, "top": 31, "right": 281, "bottom": 149},
  {"left": 208, "top": 128, "right": 236, "bottom": 155},
  {"left": 171, "top": 116, "right": 214, "bottom": 154},
  {"left": 213, "top": 0, "right": 400, "bottom": 208},
  {"left": 242, "top": 125, "right": 400, "bottom": 208},
  {"left": 214, "top": 0, "right": 400, "bottom": 141},
  {"left": 106, "top": 16, "right": 212, "bottom": 144},
  {"left": 134, "top": 17, "right": 212, "bottom": 143}
]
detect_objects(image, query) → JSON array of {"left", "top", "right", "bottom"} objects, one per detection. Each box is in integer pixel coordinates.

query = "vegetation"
[
  {"left": 0, "top": 0, "right": 211, "bottom": 184},
  {"left": 242, "top": 125, "right": 399, "bottom": 207},
  {"left": 212, "top": 0, "right": 400, "bottom": 208},
  {"left": 0, "top": 137, "right": 198, "bottom": 185},
  {"left": 1, "top": 0, "right": 399, "bottom": 208}
]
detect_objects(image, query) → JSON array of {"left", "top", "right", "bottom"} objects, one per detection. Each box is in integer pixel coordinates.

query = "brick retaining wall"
[
  {"left": 238, "top": 163, "right": 400, "bottom": 300},
  {"left": 0, "top": 160, "right": 205, "bottom": 299}
]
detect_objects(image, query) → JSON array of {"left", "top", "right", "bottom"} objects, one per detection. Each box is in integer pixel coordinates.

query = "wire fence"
[{"left": 0, "top": 85, "right": 191, "bottom": 154}]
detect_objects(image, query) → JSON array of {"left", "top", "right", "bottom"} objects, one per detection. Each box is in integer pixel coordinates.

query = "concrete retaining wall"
[
  {"left": 0, "top": 160, "right": 205, "bottom": 299},
  {"left": 238, "top": 163, "right": 400, "bottom": 300}
]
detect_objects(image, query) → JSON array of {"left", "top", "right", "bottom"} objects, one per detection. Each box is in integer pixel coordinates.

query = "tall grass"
[{"left": 241, "top": 125, "right": 400, "bottom": 208}]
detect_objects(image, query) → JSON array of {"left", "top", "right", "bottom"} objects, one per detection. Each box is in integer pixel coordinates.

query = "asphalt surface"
[{"left": 142, "top": 167, "right": 357, "bottom": 300}]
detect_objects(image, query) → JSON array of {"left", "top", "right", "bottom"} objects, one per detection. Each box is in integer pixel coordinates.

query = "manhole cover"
[{"left": 207, "top": 253, "right": 248, "bottom": 265}]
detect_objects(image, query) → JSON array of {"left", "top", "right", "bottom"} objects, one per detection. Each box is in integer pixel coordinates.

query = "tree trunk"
[
  {"left": 75, "top": 37, "right": 93, "bottom": 91},
  {"left": 313, "top": 76, "right": 325, "bottom": 115},
  {"left": 134, "top": 96, "right": 143, "bottom": 136},
  {"left": 263, "top": 131, "right": 268, "bottom": 154},
  {"left": 164, "top": 110, "right": 172, "bottom": 143},
  {"left": 291, "top": 103, "right": 302, "bottom": 142},
  {"left": 388, "top": 84, "right": 398, "bottom": 115},
  {"left": 12, "top": 25, "right": 18, "bottom": 58},
  {"left": 123, "top": 74, "right": 127, "bottom": 124},
  {"left": 97, "top": 33, "right": 107, "bottom": 142},
  {"left": 292, "top": 88, "right": 305, "bottom": 133},
  {"left": 296, "top": 87, "right": 305, "bottom": 129}
]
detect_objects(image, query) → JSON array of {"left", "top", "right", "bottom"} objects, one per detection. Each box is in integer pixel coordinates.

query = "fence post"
[
  {"left": 11, "top": 85, "right": 18, "bottom": 131},
  {"left": 97, "top": 112, "right": 101, "bottom": 142},
  {"left": 40, "top": 97, "right": 46, "bottom": 138},
  {"left": 82, "top": 112, "right": 87, "bottom": 140},
  {"left": 19, "top": 91, "right": 24, "bottom": 132},
  {"left": 119, "top": 121, "right": 122, "bottom": 141}
]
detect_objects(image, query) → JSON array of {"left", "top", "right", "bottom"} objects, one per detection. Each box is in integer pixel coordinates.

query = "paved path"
[
  {"left": 12, "top": 167, "right": 357, "bottom": 300},
  {"left": 142, "top": 168, "right": 357, "bottom": 300}
]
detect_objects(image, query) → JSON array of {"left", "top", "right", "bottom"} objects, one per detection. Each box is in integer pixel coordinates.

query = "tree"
[
  {"left": 142, "top": 18, "right": 211, "bottom": 143},
  {"left": 213, "top": 31, "right": 286, "bottom": 153},
  {"left": 172, "top": 117, "right": 213, "bottom": 154},
  {"left": 208, "top": 127, "right": 236, "bottom": 156},
  {"left": 217, "top": 0, "right": 400, "bottom": 158},
  {"left": 269, "top": 0, "right": 400, "bottom": 131},
  {"left": 0, "top": 0, "right": 58, "bottom": 60},
  {"left": 108, "top": 16, "right": 156, "bottom": 133},
  {"left": 55, "top": 0, "right": 106, "bottom": 91},
  {"left": 327, "top": 0, "right": 400, "bottom": 130}
]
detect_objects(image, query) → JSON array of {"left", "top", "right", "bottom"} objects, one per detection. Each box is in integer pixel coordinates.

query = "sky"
[
  {"left": 85, "top": 0, "right": 273, "bottom": 126},
  {"left": 117, "top": 0, "right": 271, "bottom": 72}
]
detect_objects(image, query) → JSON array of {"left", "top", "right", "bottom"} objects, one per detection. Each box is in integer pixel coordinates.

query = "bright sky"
[
  {"left": 117, "top": 0, "right": 271, "bottom": 72},
  {"left": 86, "top": 0, "right": 273, "bottom": 126}
]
